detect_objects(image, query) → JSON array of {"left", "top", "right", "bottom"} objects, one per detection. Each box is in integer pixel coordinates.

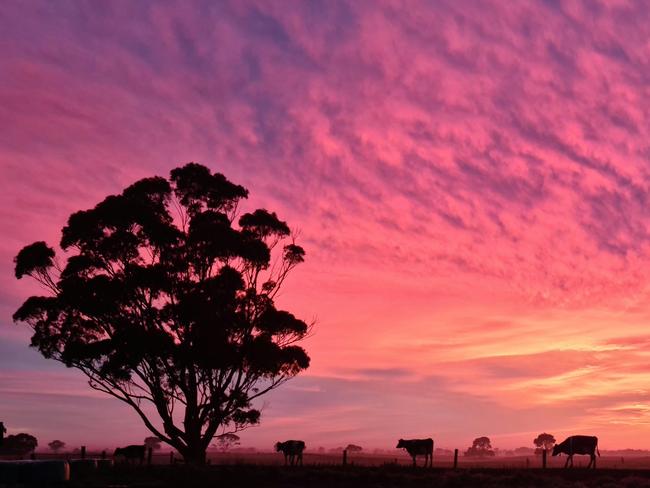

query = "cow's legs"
[
  {"left": 589, "top": 454, "right": 596, "bottom": 469},
  {"left": 564, "top": 455, "right": 571, "bottom": 468},
  {"left": 298, "top": 453, "right": 303, "bottom": 466}
]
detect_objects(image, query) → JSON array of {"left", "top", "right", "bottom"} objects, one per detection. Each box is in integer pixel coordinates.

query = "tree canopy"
[
  {"left": 48, "top": 440, "right": 65, "bottom": 452},
  {"left": 465, "top": 436, "right": 495, "bottom": 457},
  {"left": 13, "top": 163, "right": 311, "bottom": 464},
  {"left": 213, "top": 433, "right": 240, "bottom": 452},
  {"left": 0, "top": 434, "right": 38, "bottom": 456},
  {"left": 144, "top": 437, "right": 162, "bottom": 451},
  {"left": 533, "top": 433, "right": 556, "bottom": 453}
]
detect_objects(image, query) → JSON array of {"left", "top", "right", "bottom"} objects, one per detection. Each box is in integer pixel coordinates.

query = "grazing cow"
[
  {"left": 552, "top": 435, "right": 600, "bottom": 469},
  {"left": 275, "top": 440, "right": 305, "bottom": 466},
  {"left": 113, "top": 445, "right": 146, "bottom": 464},
  {"left": 396, "top": 438, "right": 434, "bottom": 467}
]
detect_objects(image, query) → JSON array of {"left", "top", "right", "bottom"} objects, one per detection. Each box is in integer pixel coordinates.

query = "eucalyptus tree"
[{"left": 14, "top": 163, "right": 310, "bottom": 464}]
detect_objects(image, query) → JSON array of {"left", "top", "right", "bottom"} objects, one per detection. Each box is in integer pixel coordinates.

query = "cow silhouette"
[
  {"left": 275, "top": 440, "right": 305, "bottom": 466},
  {"left": 396, "top": 438, "right": 434, "bottom": 467},
  {"left": 552, "top": 435, "right": 600, "bottom": 468},
  {"left": 113, "top": 445, "right": 145, "bottom": 464}
]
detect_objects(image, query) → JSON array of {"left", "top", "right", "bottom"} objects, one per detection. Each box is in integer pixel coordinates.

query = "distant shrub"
[{"left": 0, "top": 433, "right": 38, "bottom": 456}]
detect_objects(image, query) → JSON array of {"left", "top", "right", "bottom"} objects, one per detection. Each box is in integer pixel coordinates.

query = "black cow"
[
  {"left": 113, "top": 445, "right": 146, "bottom": 464},
  {"left": 552, "top": 435, "right": 600, "bottom": 468},
  {"left": 396, "top": 438, "right": 434, "bottom": 467},
  {"left": 275, "top": 440, "right": 305, "bottom": 466}
]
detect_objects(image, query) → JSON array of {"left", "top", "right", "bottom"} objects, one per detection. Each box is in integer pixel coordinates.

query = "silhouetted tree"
[
  {"left": 345, "top": 444, "right": 362, "bottom": 453},
  {"left": 1, "top": 434, "right": 38, "bottom": 456},
  {"left": 533, "top": 433, "right": 555, "bottom": 454},
  {"left": 144, "top": 437, "right": 161, "bottom": 451},
  {"left": 465, "top": 436, "right": 495, "bottom": 457},
  {"left": 13, "top": 163, "right": 311, "bottom": 465},
  {"left": 213, "top": 433, "right": 240, "bottom": 452},
  {"left": 473, "top": 437, "right": 492, "bottom": 450},
  {"left": 48, "top": 440, "right": 65, "bottom": 453}
]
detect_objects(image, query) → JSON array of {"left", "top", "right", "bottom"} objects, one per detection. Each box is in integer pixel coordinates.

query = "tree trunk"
[{"left": 181, "top": 444, "right": 207, "bottom": 465}]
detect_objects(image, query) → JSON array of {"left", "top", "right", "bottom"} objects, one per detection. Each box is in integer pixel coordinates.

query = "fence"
[{"left": 2, "top": 448, "right": 631, "bottom": 469}]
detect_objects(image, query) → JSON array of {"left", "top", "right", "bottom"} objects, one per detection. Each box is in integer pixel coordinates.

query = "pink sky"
[{"left": 3, "top": 0, "right": 650, "bottom": 452}]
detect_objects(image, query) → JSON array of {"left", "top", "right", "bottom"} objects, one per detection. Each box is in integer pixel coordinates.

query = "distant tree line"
[
  {"left": 463, "top": 433, "right": 558, "bottom": 457},
  {"left": 0, "top": 427, "right": 562, "bottom": 460}
]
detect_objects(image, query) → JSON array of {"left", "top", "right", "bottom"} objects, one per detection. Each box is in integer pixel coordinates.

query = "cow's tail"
[{"left": 597, "top": 445, "right": 600, "bottom": 457}]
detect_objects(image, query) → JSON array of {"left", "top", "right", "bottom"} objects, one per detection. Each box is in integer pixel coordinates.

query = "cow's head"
[
  {"left": 396, "top": 439, "right": 405, "bottom": 449},
  {"left": 551, "top": 445, "right": 561, "bottom": 457},
  {"left": 274, "top": 442, "right": 283, "bottom": 452}
]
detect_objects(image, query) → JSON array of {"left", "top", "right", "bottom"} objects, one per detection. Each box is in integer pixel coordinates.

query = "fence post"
[
  {"left": 147, "top": 447, "right": 153, "bottom": 466},
  {"left": 542, "top": 449, "right": 547, "bottom": 469},
  {"left": 453, "top": 449, "right": 458, "bottom": 469},
  {"left": 81, "top": 446, "right": 86, "bottom": 460},
  {"left": 342, "top": 449, "right": 347, "bottom": 466},
  {"left": 169, "top": 451, "right": 175, "bottom": 465}
]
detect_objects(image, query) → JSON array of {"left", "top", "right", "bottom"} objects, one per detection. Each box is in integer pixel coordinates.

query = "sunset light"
[{"left": 3, "top": 3, "right": 650, "bottom": 484}]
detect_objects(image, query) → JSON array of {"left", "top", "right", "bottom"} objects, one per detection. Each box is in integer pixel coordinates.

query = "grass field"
[
  {"left": 6, "top": 452, "right": 650, "bottom": 486},
  {"left": 200, "top": 452, "right": 647, "bottom": 470},
  {"left": 15, "top": 451, "right": 650, "bottom": 469},
  {"left": 64, "top": 464, "right": 650, "bottom": 488}
]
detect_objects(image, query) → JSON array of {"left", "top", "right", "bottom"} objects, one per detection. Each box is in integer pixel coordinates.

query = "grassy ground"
[
  {"left": 22, "top": 451, "right": 646, "bottom": 469},
  {"left": 5, "top": 454, "right": 650, "bottom": 486},
  {"left": 63, "top": 464, "right": 650, "bottom": 488}
]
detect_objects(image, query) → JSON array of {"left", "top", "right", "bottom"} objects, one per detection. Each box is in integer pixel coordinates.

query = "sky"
[{"left": 3, "top": 0, "right": 650, "bottom": 452}]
